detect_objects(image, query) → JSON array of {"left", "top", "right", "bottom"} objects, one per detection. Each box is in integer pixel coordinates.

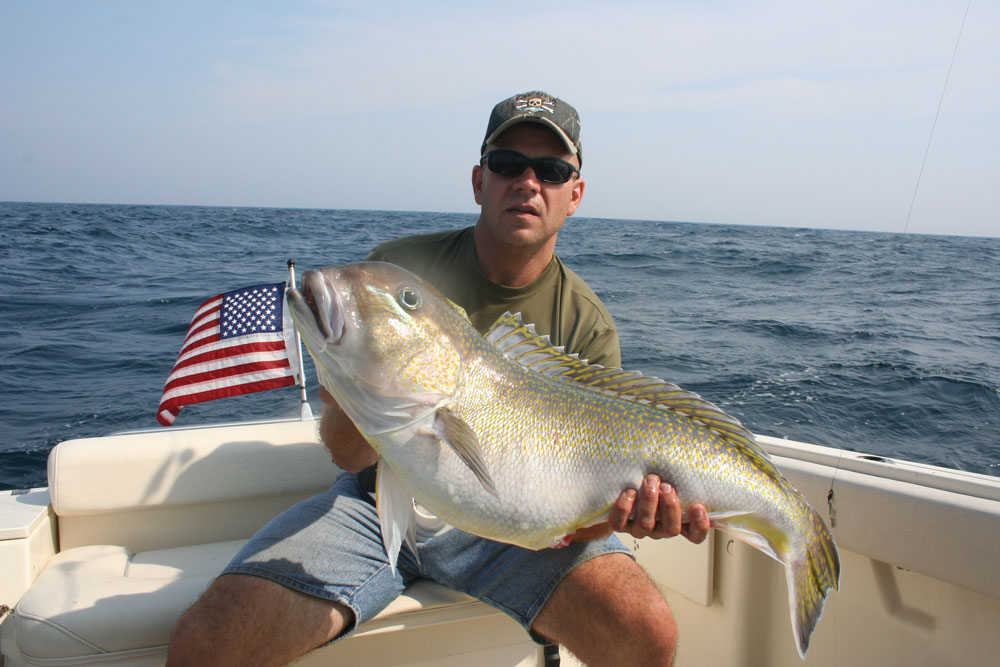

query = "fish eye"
[{"left": 397, "top": 286, "right": 422, "bottom": 310}]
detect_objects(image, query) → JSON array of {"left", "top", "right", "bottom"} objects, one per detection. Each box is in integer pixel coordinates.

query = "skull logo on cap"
[{"left": 516, "top": 96, "right": 555, "bottom": 114}]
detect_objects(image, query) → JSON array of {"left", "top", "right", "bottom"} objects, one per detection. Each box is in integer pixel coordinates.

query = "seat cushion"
[
  {"left": 14, "top": 540, "right": 482, "bottom": 665},
  {"left": 47, "top": 421, "right": 339, "bottom": 554},
  {"left": 14, "top": 541, "right": 243, "bottom": 663}
]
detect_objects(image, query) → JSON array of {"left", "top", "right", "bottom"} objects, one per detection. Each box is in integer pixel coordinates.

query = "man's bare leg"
[
  {"left": 532, "top": 553, "right": 679, "bottom": 667},
  {"left": 167, "top": 574, "right": 351, "bottom": 666}
]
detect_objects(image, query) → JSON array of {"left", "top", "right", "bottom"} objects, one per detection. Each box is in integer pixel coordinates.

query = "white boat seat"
[
  {"left": 8, "top": 420, "right": 538, "bottom": 666},
  {"left": 13, "top": 539, "right": 483, "bottom": 665}
]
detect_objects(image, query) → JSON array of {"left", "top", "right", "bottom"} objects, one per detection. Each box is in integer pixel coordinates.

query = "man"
[{"left": 168, "top": 91, "right": 710, "bottom": 666}]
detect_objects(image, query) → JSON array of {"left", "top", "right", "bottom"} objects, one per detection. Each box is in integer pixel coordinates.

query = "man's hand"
[{"left": 568, "top": 475, "right": 711, "bottom": 545}]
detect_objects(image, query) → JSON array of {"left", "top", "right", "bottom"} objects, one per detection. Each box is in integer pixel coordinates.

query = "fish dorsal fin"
[{"left": 485, "top": 312, "right": 775, "bottom": 469}]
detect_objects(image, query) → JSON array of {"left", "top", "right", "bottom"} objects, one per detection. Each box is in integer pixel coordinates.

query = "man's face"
[{"left": 472, "top": 123, "right": 585, "bottom": 252}]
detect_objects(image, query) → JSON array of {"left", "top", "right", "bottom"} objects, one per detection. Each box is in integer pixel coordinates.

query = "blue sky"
[{"left": 2, "top": 1, "right": 997, "bottom": 237}]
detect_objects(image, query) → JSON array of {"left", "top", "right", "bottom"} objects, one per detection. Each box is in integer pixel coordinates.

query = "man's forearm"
[{"left": 320, "top": 401, "right": 378, "bottom": 472}]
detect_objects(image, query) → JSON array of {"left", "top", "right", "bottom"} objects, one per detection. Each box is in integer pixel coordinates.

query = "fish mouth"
[{"left": 290, "top": 269, "right": 346, "bottom": 349}]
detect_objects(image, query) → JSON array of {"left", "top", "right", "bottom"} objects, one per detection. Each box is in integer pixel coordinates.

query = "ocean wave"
[{"left": 2, "top": 203, "right": 998, "bottom": 489}]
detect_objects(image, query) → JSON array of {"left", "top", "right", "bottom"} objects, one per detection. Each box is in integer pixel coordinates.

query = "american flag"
[{"left": 157, "top": 282, "right": 301, "bottom": 426}]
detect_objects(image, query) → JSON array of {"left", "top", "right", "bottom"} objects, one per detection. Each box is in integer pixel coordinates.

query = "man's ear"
[
  {"left": 472, "top": 164, "right": 484, "bottom": 205},
  {"left": 566, "top": 177, "right": 585, "bottom": 217}
]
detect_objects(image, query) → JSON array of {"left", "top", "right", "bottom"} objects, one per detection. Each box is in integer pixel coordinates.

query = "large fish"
[{"left": 288, "top": 261, "right": 839, "bottom": 658}]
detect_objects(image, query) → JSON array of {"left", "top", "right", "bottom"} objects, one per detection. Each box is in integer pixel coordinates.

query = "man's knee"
[
  {"left": 168, "top": 604, "right": 210, "bottom": 661},
  {"left": 168, "top": 573, "right": 351, "bottom": 666},
  {"left": 534, "top": 553, "right": 678, "bottom": 665},
  {"left": 169, "top": 574, "right": 255, "bottom": 662}
]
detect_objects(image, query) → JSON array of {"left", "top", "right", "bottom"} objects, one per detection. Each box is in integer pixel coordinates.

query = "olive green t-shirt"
[{"left": 366, "top": 226, "right": 621, "bottom": 368}]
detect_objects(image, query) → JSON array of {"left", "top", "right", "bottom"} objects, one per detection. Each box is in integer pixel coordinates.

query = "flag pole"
[{"left": 288, "top": 259, "right": 314, "bottom": 420}]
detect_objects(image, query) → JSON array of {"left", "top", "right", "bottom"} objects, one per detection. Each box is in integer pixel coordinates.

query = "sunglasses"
[{"left": 481, "top": 149, "right": 580, "bottom": 184}]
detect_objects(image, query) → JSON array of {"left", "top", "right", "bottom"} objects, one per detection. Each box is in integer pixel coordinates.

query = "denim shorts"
[{"left": 224, "top": 471, "right": 631, "bottom": 642}]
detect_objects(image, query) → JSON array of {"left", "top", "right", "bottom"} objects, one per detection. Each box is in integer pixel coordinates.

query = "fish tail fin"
[
  {"left": 712, "top": 507, "right": 840, "bottom": 658},
  {"left": 786, "top": 512, "right": 840, "bottom": 658}
]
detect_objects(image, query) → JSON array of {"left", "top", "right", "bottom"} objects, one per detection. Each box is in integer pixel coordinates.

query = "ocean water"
[{"left": 1, "top": 202, "right": 998, "bottom": 490}]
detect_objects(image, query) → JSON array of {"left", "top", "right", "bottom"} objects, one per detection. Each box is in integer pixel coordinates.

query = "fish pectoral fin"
[
  {"left": 434, "top": 407, "right": 498, "bottom": 497},
  {"left": 375, "top": 458, "right": 416, "bottom": 571}
]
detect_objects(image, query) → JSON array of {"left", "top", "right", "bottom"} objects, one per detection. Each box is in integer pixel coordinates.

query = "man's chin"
[
  {"left": 496, "top": 226, "right": 543, "bottom": 248},
  {"left": 480, "top": 214, "right": 557, "bottom": 249}
]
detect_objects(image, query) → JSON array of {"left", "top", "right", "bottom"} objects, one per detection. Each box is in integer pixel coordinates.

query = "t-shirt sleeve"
[{"left": 577, "top": 325, "right": 621, "bottom": 369}]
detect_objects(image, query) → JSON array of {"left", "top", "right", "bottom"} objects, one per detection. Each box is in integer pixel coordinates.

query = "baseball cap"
[{"left": 481, "top": 91, "right": 582, "bottom": 164}]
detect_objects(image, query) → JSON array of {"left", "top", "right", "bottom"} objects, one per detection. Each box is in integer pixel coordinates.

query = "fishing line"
[
  {"left": 903, "top": 0, "right": 972, "bottom": 234},
  {"left": 827, "top": 448, "right": 847, "bottom": 528}
]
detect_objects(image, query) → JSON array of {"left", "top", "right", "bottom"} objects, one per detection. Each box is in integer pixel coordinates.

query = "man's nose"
[{"left": 512, "top": 166, "right": 542, "bottom": 190}]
